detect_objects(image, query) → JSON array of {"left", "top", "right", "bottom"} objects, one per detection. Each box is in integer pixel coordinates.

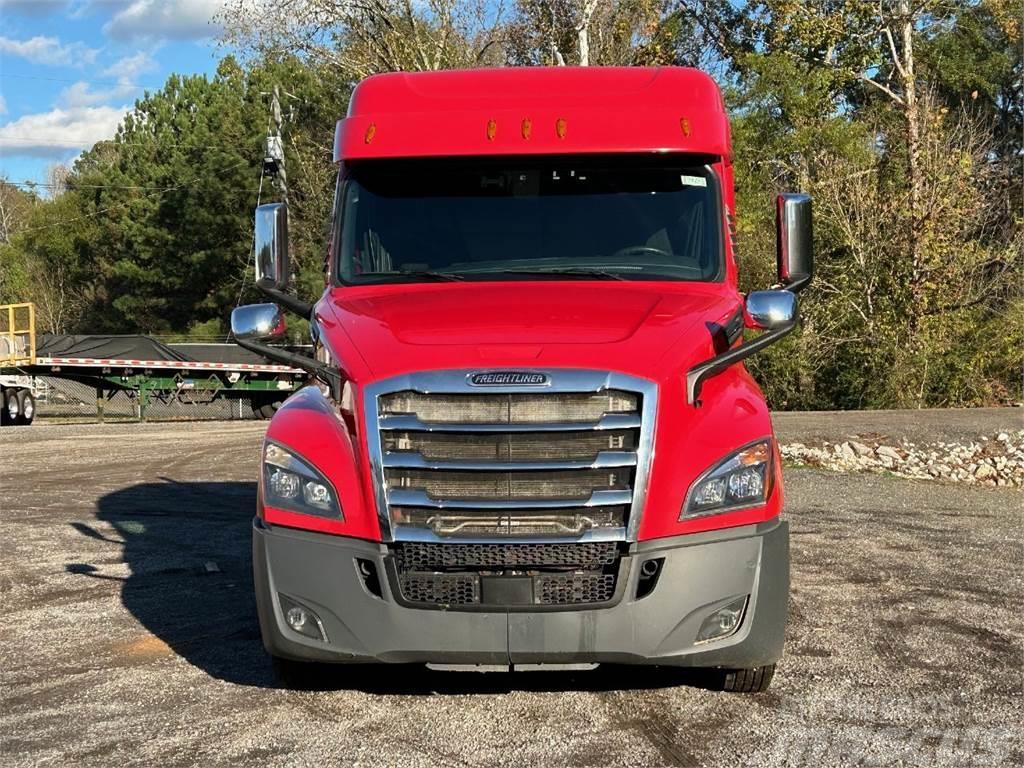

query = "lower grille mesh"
[
  {"left": 395, "top": 542, "right": 618, "bottom": 571},
  {"left": 399, "top": 573, "right": 479, "bottom": 605},
  {"left": 392, "top": 542, "right": 622, "bottom": 608},
  {"left": 537, "top": 574, "right": 616, "bottom": 605}
]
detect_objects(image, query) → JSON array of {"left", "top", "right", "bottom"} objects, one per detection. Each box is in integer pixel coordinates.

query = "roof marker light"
[
  {"left": 486, "top": 119, "right": 497, "bottom": 141},
  {"left": 521, "top": 118, "right": 532, "bottom": 140},
  {"left": 364, "top": 123, "right": 376, "bottom": 144},
  {"left": 680, "top": 117, "right": 691, "bottom": 137},
  {"left": 556, "top": 118, "right": 567, "bottom": 139}
]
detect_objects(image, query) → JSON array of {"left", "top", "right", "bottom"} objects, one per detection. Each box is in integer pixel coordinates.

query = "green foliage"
[
  {"left": 2, "top": 2, "right": 1020, "bottom": 408},
  {"left": 3, "top": 54, "right": 347, "bottom": 336}
]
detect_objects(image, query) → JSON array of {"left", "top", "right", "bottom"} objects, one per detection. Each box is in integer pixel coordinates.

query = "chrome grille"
[
  {"left": 379, "top": 390, "right": 638, "bottom": 424},
  {"left": 384, "top": 468, "right": 631, "bottom": 500},
  {"left": 382, "top": 430, "right": 637, "bottom": 461},
  {"left": 366, "top": 370, "right": 655, "bottom": 542}
]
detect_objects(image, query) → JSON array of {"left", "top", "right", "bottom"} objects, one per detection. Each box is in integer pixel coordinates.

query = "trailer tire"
[
  {"left": 250, "top": 395, "right": 282, "bottom": 420},
  {"left": 717, "top": 664, "right": 776, "bottom": 693},
  {"left": 3, "top": 389, "right": 22, "bottom": 425},
  {"left": 16, "top": 390, "right": 35, "bottom": 425},
  {"left": 256, "top": 402, "right": 279, "bottom": 419}
]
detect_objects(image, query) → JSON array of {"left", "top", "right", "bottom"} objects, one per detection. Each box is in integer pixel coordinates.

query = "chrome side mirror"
[
  {"left": 776, "top": 193, "right": 813, "bottom": 293},
  {"left": 746, "top": 290, "right": 797, "bottom": 330},
  {"left": 231, "top": 303, "right": 286, "bottom": 341},
  {"left": 255, "top": 203, "right": 290, "bottom": 292}
]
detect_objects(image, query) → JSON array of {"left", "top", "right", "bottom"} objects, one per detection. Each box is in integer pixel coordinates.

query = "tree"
[
  {"left": 57, "top": 55, "right": 346, "bottom": 335},
  {"left": 218, "top": 0, "right": 508, "bottom": 78}
]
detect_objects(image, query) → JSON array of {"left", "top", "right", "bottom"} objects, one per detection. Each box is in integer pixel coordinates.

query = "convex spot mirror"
[
  {"left": 231, "top": 303, "right": 286, "bottom": 341},
  {"left": 255, "top": 203, "right": 291, "bottom": 292},
  {"left": 776, "top": 193, "right": 813, "bottom": 292},
  {"left": 746, "top": 290, "right": 797, "bottom": 331}
]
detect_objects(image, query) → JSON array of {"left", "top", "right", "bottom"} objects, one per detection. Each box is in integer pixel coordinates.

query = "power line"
[
  {"left": 0, "top": 72, "right": 165, "bottom": 89},
  {"left": 0, "top": 137, "right": 250, "bottom": 149},
  {"left": 7, "top": 180, "right": 261, "bottom": 192},
  {"left": 15, "top": 156, "right": 258, "bottom": 234}
]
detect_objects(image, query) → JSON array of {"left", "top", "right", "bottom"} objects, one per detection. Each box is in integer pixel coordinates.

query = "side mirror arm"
[
  {"left": 686, "top": 319, "right": 796, "bottom": 406},
  {"left": 257, "top": 285, "right": 313, "bottom": 318},
  {"left": 235, "top": 337, "right": 341, "bottom": 401}
]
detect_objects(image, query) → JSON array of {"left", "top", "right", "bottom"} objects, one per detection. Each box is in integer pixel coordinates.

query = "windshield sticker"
[{"left": 680, "top": 175, "right": 707, "bottom": 187}]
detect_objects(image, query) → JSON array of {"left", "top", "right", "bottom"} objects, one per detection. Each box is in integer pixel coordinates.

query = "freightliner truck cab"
[{"left": 231, "top": 67, "right": 813, "bottom": 692}]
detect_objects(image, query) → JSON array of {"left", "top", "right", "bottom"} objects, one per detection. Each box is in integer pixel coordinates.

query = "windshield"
[{"left": 335, "top": 156, "right": 723, "bottom": 284}]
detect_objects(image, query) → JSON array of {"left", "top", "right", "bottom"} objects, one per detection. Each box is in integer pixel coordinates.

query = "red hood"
[{"left": 315, "top": 281, "right": 741, "bottom": 384}]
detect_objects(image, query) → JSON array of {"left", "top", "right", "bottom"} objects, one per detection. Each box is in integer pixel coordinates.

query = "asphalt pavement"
[{"left": 1, "top": 413, "right": 1021, "bottom": 767}]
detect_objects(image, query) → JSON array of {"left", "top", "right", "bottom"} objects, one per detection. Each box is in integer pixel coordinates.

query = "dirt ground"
[{"left": 1, "top": 411, "right": 1021, "bottom": 767}]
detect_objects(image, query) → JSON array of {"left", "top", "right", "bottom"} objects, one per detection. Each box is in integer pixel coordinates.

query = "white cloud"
[
  {"left": 103, "top": 52, "right": 158, "bottom": 81},
  {"left": 0, "top": 105, "right": 128, "bottom": 158},
  {"left": 59, "top": 81, "right": 142, "bottom": 108},
  {"left": 104, "top": 0, "right": 226, "bottom": 42},
  {"left": 0, "top": 35, "right": 99, "bottom": 67}
]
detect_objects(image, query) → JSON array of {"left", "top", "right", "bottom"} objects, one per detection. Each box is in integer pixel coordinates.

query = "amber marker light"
[
  {"left": 486, "top": 119, "right": 497, "bottom": 141},
  {"left": 521, "top": 118, "right": 532, "bottom": 140},
  {"left": 555, "top": 118, "right": 567, "bottom": 139},
  {"left": 680, "top": 117, "right": 692, "bottom": 136},
  {"left": 364, "top": 123, "right": 376, "bottom": 144}
]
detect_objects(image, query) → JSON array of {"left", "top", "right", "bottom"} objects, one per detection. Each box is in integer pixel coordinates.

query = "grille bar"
[
  {"left": 387, "top": 489, "right": 633, "bottom": 509},
  {"left": 378, "top": 413, "right": 642, "bottom": 433},
  {"left": 382, "top": 450, "right": 638, "bottom": 471}
]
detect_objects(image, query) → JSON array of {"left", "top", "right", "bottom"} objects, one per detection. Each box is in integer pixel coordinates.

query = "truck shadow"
[{"left": 75, "top": 479, "right": 721, "bottom": 694}]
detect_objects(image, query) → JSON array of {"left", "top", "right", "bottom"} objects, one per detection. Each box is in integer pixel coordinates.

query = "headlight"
[
  {"left": 681, "top": 439, "right": 774, "bottom": 519},
  {"left": 263, "top": 442, "right": 342, "bottom": 519}
]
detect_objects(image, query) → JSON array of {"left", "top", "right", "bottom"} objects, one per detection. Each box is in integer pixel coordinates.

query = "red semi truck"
[{"left": 231, "top": 67, "right": 813, "bottom": 692}]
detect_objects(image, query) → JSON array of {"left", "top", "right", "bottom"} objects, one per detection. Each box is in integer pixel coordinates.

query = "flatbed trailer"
[{"left": 1, "top": 303, "right": 308, "bottom": 425}]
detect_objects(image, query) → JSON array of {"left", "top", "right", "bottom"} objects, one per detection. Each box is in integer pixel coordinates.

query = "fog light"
[
  {"left": 279, "top": 594, "right": 326, "bottom": 641},
  {"left": 286, "top": 607, "right": 308, "bottom": 630},
  {"left": 696, "top": 596, "right": 748, "bottom": 644}
]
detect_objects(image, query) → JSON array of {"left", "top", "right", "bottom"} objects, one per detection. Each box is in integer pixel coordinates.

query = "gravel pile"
[{"left": 781, "top": 429, "right": 1024, "bottom": 487}]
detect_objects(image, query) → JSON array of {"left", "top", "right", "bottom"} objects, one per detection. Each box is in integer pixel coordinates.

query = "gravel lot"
[{"left": 1, "top": 412, "right": 1021, "bottom": 767}]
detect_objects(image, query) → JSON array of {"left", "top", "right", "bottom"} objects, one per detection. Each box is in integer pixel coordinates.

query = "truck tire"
[
  {"left": 271, "top": 656, "right": 328, "bottom": 690},
  {"left": 3, "top": 389, "right": 21, "bottom": 425},
  {"left": 717, "top": 664, "right": 776, "bottom": 693},
  {"left": 16, "top": 390, "right": 35, "bottom": 425}
]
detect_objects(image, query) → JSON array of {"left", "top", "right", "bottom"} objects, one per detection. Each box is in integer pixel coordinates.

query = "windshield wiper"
[
  {"left": 468, "top": 267, "right": 627, "bottom": 281},
  {"left": 362, "top": 270, "right": 465, "bottom": 282}
]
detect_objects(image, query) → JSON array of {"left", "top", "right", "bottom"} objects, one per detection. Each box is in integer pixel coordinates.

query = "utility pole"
[{"left": 263, "top": 85, "right": 287, "bottom": 208}]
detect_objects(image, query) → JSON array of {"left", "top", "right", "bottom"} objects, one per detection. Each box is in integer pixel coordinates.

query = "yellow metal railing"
[{"left": 0, "top": 302, "right": 36, "bottom": 367}]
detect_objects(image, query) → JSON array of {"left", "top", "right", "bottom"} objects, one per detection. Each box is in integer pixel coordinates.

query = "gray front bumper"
[{"left": 253, "top": 519, "right": 789, "bottom": 669}]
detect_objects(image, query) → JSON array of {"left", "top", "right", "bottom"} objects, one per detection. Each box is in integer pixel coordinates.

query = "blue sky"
[{"left": 0, "top": 0, "right": 228, "bottom": 189}]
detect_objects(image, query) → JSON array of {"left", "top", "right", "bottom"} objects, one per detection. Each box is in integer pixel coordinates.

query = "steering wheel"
[{"left": 609, "top": 245, "right": 674, "bottom": 261}]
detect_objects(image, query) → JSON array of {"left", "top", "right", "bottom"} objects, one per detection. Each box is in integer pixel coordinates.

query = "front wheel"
[
  {"left": 716, "top": 664, "right": 776, "bottom": 693},
  {"left": 271, "top": 656, "right": 328, "bottom": 690}
]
